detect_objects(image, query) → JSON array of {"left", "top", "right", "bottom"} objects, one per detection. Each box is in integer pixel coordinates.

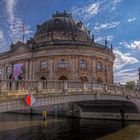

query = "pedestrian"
[
  {"left": 9, "top": 73, "right": 14, "bottom": 90},
  {"left": 17, "top": 73, "right": 24, "bottom": 90}
]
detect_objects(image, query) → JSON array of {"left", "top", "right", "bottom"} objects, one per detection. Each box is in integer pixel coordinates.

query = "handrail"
[{"left": 0, "top": 80, "right": 139, "bottom": 98}]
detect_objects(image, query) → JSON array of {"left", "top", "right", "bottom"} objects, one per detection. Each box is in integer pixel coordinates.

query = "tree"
[{"left": 125, "top": 81, "right": 135, "bottom": 90}]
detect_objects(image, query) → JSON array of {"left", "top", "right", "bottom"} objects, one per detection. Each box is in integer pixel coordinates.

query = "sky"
[{"left": 0, "top": 0, "right": 140, "bottom": 84}]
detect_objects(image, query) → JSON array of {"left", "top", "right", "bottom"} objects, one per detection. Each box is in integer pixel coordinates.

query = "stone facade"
[{"left": 0, "top": 12, "right": 115, "bottom": 84}]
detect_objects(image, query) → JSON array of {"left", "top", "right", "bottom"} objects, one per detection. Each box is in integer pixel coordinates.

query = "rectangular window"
[
  {"left": 40, "top": 61, "right": 47, "bottom": 69},
  {"left": 59, "top": 59, "right": 67, "bottom": 68},
  {"left": 80, "top": 60, "right": 87, "bottom": 68}
]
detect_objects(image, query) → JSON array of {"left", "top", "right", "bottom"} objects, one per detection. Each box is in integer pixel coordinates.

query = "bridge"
[{"left": 0, "top": 80, "right": 140, "bottom": 120}]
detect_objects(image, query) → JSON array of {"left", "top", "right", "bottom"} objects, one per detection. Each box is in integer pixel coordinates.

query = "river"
[{"left": 0, "top": 113, "right": 140, "bottom": 140}]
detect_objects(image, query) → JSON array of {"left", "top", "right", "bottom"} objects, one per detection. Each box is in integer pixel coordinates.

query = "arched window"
[
  {"left": 96, "top": 62, "right": 102, "bottom": 71},
  {"left": 0, "top": 67, "right": 2, "bottom": 75},
  {"left": 59, "top": 59, "right": 67, "bottom": 68},
  {"left": 6, "top": 66, "right": 10, "bottom": 75},
  {"left": 80, "top": 60, "right": 87, "bottom": 68},
  {"left": 105, "top": 64, "right": 110, "bottom": 73},
  {"left": 107, "top": 65, "right": 110, "bottom": 73}
]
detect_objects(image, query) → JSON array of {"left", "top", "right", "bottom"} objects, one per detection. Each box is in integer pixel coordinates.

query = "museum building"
[{"left": 0, "top": 11, "right": 115, "bottom": 83}]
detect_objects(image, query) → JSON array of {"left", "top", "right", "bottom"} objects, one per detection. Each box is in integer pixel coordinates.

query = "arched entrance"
[
  {"left": 79, "top": 76, "right": 88, "bottom": 82},
  {"left": 97, "top": 77, "right": 103, "bottom": 83},
  {"left": 58, "top": 75, "right": 68, "bottom": 80},
  {"left": 40, "top": 76, "right": 46, "bottom": 80}
]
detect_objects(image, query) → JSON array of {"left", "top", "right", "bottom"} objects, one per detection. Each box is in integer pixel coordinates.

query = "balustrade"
[{"left": 0, "top": 80, "right": 139, "bottom": 98}]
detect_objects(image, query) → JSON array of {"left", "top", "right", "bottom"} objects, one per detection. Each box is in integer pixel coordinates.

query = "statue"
[
  {"left": 105, "top": 39, "right": 108, "bottom": 47},
  {"left": 111, "top": 44, "right": 113, "bottom": 51},
  {"left": 138, "top": 67, "right": 140, "bottom": 81},
  {"left": 92, "top": 33, "right": 94, "bottom": 42}
]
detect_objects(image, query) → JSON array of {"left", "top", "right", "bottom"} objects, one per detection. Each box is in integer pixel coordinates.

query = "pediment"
[{"left": 10, "top": 41, "right": 30, "bottom": 53}]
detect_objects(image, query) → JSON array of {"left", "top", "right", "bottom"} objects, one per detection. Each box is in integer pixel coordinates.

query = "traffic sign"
[{"left": 25, "top": 94, "right": 36, "bottom": 107}]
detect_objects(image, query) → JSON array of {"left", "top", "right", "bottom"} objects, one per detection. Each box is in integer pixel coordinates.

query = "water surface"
[{"left": 0, "top": 113, "right": 140, "bottom": 140}]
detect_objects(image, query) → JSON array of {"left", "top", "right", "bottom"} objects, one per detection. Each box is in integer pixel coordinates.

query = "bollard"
[{"left": 42, "top": 111, "right": 47, "bottom": 121}]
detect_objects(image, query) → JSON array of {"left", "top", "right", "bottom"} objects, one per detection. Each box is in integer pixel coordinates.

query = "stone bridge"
[{"left": 0, "top": 80, "right": 140, "bottom": 120}]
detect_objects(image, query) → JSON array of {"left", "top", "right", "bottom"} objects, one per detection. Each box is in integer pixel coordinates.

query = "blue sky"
[{"left": 0, "top": 0, "right": 140, "bottom": 83}]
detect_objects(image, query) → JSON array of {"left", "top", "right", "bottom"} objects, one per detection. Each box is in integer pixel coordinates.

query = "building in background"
[{"left": 0, "top": 11, "right": 115, "bottom": 83}]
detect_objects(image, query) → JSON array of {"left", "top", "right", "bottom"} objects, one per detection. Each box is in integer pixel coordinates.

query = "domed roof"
[{"left": 34, "top": 11, "right": 90, "bottom": 38}]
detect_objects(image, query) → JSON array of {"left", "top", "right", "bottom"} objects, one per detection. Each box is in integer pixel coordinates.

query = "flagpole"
[{"left": 22, "top": 22, "right": 25, "bottom": 42}]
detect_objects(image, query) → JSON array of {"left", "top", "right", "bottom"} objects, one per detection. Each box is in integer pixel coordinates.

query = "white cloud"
[
  {"left": 0, "top": 30, "right": 7, "bottom": 52},
  {"left": 114, "top": 68, "right": 138, "bottom": 84},
  {"left": 113, "top": 49, "right": 139, "bottom": 83},
  {"left": 112, "top": 0, "right": 123, "bottom": 10},
  {"left": 84, "top": 3, "right": 100, "bottom": 17},
  {"left": 71, "top": 0, "right": 123, "bottom": 21},
  {"left": 95, "top": 35, "right": 114, "bottom": 43},
  {"left": 113, "top": 49, "right": 139, "bottom": 70},
  {"left": 94, "top": 21, "right": 120, "bottom": 31},
  {"left": 128, "top": 17, "right": 136, "bottom": 22},
  {"left": 120, "top": 40, "right": 140, "bottom": 50},
  {"left": 6, "top": 0, "right": 16, "bottom": 22},
  {"left": 71, "top": 2, "right": 100, "bottom": 21},
  {"left": 5, "top": 0, "right": 33, "bottom": 43}
]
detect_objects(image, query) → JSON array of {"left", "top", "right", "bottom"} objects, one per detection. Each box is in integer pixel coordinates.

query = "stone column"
[
  {"left": 48, "top": 57, "right": 53, "bottom": 80},
  {"left": 25, "top": 60, "right": 29, "bottom": 80},
  {"left": 32, "top": 58, "right": 36, "bottom": 80},
  {"left": 11, "top": 63, "right": 14, "bottom": 74},
  {"left": 29, "top": 60, "right": 33, "bottom": 80},
  {"left": 71, "top": 56, "right": 77, "bottom": 80},
  {"left": 92, "top": 56, "right": 96, "bottom": 82},
  {"left": 1, "top": 65, "right": 5, "bottom": 79}
]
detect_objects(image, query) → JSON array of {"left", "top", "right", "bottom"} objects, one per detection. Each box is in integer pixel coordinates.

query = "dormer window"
[
  {"left": 55, "top": 19, "right": 59, "bottom": 24},
  {"left": 77, "top": 21, "right": 83, "bottom": 28}
]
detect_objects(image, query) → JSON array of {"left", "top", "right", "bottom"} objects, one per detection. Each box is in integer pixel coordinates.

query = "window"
[
  {"left": 97, "top": 62, "right": 102, "bottom": 71},
  {"left": 105, "top": 64, "right": 110, "bottom": 73},
  {"left": 107, "top": 65, "right": 110, "bottom": 72},
  {"left": 40, "top": 61, "right": 47, "bottom": 69},
  {"left": 6, "top": 66, "right": 11, "bottom": 75},
  {"left": 80, "top": 60, "right": 87, "bottom": 68},
  {"left": 59, "top": 59, "right": 67, "bottom": 68},
  {"left": 0, "top": 67, "right": 2, "bottom": 75}
]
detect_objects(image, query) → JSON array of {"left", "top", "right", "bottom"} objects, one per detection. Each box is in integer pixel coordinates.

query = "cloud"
[
  {"left": 0, "top": 30, "right": 8, "bottom": 52},
  {"left": 120, "top": 40, "right": 140, "bottom": 50},
  {"left": 5, "top": 0, "right": 33, "bottom": 43},
  {"left": 95, "top": 35, "right": 114, "bottom": 43},
  {"left": 113, "top": 49, "right": 139, "bottom": 70},
  {"left": 71, "top": 2, "right": 100, "bottom": 21},
  {"left": 113, "top": 49, "right": 139, "bottom": 83},
  {"left": 6, "top": 0, "right": 16, "bottom": 22},
  {"left": 114, "top": 69, "right": 138, "bottom": 84},
  {"left": 128, "top": 17, "right": 136, "bottom": 22},
  {"left": 71, "top": 0, "right": 123, "bottom": 21},
  {"left": 94, "top": 21, "right": 120, "bottom": 31},
  {"left": 112, "top": 0, "right": 123, "bottom": 10}
]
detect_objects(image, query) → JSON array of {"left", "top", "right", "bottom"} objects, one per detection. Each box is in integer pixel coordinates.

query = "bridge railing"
[{"left": 0, "top": 80, "right": 139, "bottom": 98}]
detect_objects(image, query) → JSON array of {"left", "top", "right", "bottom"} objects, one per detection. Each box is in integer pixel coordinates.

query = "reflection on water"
[{"left": 0, "top": 113, "right": 140, "bottom": 140}]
